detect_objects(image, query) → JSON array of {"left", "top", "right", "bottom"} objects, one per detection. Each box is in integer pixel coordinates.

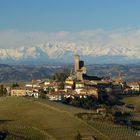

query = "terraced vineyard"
[{"left": 88, "top": 120, "right": 139, "bottom": 140}]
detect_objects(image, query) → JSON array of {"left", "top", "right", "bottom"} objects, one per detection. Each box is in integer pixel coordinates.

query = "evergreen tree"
[
  {"left": 12, "top": 83, "right": 19, "bottom": 88},
  {"left": 0, "top": 85, "right": 7, "bottom": 96}
]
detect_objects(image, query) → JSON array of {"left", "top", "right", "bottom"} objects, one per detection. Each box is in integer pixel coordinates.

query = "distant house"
[
  {"left": 65, "top": 79, "right": 74, "bottom": 92},
  {"left": 44, "top": 81, "right": 51, "bottom": 86},
  {"left": 65, "top": 79, "right": 74, "bottom": 85},
  {"left": 123, "top": 87, "right": 132, "bottom": 94},
  {"left": 25, "top": 84, "right": 33, "bottom": 88},
  {"left": 43, "top": 86, "right": 49, "bottom": 93},
  {"left": 25, "top": 83, "right": 41, "bottom": 88},
  {"left": 75, "top": 88, "right": 84, "bottom": 94},
  {"left": 112, "top": 83, "right": 123, "bottom": 94},
  {"left": 46, "top": 90, "right": 69, "bottom": 101},
  {"left": 47, "top": 93, "right": 64, "bottom": 101},
  {"left": 75, "top": 81, "right": 85, "bottom": 94},
  {"left": 25, "top": 79, "right": 46, "bottom": 89},
  {"left": 25, "top": 86, "right": 41, "bottom": 98},
  {"left": 128, "top": 82, "right": 140, "bottom": 92},
  {"left": 32, "top": 92, "right": 39, "bottom": 98},
  {"left": 11, "top": 87, "right": 26, "bottom": 96},
  {"left": 96, "top": 108, "right": 107, "bottom": 114},
  {"left": 47, "top": 82, "right": 61, "bottom": 92},
  {"left": 64, "top": 83, "right": 73, "bottom": 92},
  {"left": 86, "top": 88, "right": 99, "bottom": 99},
  {"left": 75, "top": 87, "right": 99, "bottom": 99},
  {"left": 75, "top": 81, "right": 84, "bottom": 88}
]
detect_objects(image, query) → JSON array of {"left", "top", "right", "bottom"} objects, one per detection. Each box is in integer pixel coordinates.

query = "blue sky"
[
  {"left": 0, "top": 0, "right": 140, "bottom": 31},
  {"left": 0, "top": 0, "right": 140, "bottom": 63}
]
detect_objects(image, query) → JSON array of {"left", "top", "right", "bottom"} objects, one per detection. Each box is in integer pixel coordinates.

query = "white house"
[
  {"left": 128, "top": 82, "right": 140, "bottom": 91},
  {"left": 47, "top": 93, "right": 64, "bottom": 101}
]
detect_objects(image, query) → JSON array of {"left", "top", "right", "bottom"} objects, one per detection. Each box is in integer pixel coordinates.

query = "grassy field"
[
  {"left": 121, "top": 95, "right": 140, "bottom": 130},
  {"left": 0, "top": 97, "right": 110, "bottom": 140},
  {"left": 0, "top": 96, "right": 139, "bottom": 140},
  {"left": 87, "top": 120, "right": 139, "bottom": 140},
  {"left": 122, "top": 95, "right": 140, "bottom": 110}
]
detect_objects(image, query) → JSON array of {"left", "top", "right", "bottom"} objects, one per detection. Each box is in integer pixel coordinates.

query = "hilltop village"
[
  {"left": 0, "top": 55, "right": 140, "bottom": 138},
  {"left": 4, "top": 55, "right": 139, "bottom": 108}
]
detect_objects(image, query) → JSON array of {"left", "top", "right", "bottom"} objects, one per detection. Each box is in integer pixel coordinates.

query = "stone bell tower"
[{"left": 74, "top": 55, "right": 80, "bottom": 73}]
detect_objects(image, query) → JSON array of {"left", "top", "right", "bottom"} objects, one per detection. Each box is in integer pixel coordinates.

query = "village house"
[
  {"left": 75, "top": 81, "right": 85, "bottom": 88},
  {"left": 96, "top": 108, "right": 107, "bottom": 115},
  {"left": 64, "top": 78, "right": 74, "bottom": 92},
  {"left": 11, "top": 87, "right": 26, "bottom": 96},
  {"left": 65, "top": 79, "right": 74, "bottom": 85},
  {"left": 46, "top": 91, "right": 66, "bottom": 101},
  {"left": 25, "top": 83, "right": 41, "bottom": 88},
  {"left": 75, "top": 81, "right": 85, "bottom": 94},
  {"left": 128, "top": 82, "right": 140, "bottom": 92},
  {"left": 64, "top": 83, "right": 73, "bottom": 92},
  {"left": 75, "top": 87, "right": 99, "bottom": 99},
  {"left": 25, "top": 86, "right": 40, "bottom": 98},
  {"left": 86, "top": 88, "right": 99, "bottom": 99},
  {"left": 111, "top": 83, "right": 123, "bottom": 94},
  {"left": 47, "top": 81, "right": 61, "bottom": 92},
  {"left": 44, "top": 81, "right": 51, "bottom": 86},
  {"left": 123, "top": 87, "right": 132, "bottom": 94},
  {"left": 25, "top": 79, "right": 50, "bottom": 89}
]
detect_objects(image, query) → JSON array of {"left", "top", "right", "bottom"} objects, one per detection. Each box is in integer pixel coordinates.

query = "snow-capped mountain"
[
  {"left": 0, "top": 41, "right": 140, "bottom": 64},
  {"left": 1, "top": 29, "right": 140, "bottom": 64}
]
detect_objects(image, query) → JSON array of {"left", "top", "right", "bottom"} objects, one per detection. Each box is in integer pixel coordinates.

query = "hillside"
[
  {"left": 0, "top": 64, "right": 140, "bottom": 83},
  {"left": 0, "top": 97, "right": 108, "bottom": 140},
  {"left": 122, "top": 95, "right": 140, "bottom": 110},
  {"left": 0, "top": 97, "right": 139, "bottom": 140},
  {"left": 87, "top": 64, "right": 140, "bottom": 82},
  {"left": 0, "top": 64, "right": 63, "bottom": 83}
]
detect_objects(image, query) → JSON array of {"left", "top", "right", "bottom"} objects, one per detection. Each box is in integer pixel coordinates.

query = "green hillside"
[
  {"left": 122, "top": 95, "right": 140, "bottom": 110},
  {"left": 0, "top": 97, "right": 108, "bottom": 140},
  {"left": 0, "top": 97, "right": 139, "bottom": 140}
]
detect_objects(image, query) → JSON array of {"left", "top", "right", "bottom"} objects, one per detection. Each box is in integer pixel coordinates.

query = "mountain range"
[{"left": 0, "top": 42, "right": 140, "bottom": 64}]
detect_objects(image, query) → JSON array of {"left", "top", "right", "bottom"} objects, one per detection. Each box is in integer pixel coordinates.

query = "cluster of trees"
[
  {"left": 0, "top": 85, "right": 7, "bottom": 96},
  {"left": 113, "top": 111, "right": 132, "bottom": 126},
  {"left": 60, "top": 91, "right": 124, "bottom": 110},
  {"left": 0, "top": 83, "right": 20, "bottom": 97},
  {"left": 62, "top": 96, "right": 98, "bottom": 109},
  {"left": 98, "top": 92, "right": 124, "bottom": 106},
  {"left": 11, "top": 83, "right": 19, "bottom": 88},
  {"left": 51, "top": 68, "right": 70, "bottom": 89},
  {"left": 51, "top": 68, "right": 70, "bottom": 82}
]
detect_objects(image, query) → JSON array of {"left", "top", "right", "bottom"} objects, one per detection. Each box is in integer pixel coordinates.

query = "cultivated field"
[
  {"left": 122, "top": 95, "right": 140, "bottom": 110},
  {"left": 0, "top": 97, "right": 106, "bottom": 140},
  {"left": 87, "top": 120, "right": 139, "bottom": 140},
  {"left": 0, "top": 96, "right": 139, "bottom": 140}
]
